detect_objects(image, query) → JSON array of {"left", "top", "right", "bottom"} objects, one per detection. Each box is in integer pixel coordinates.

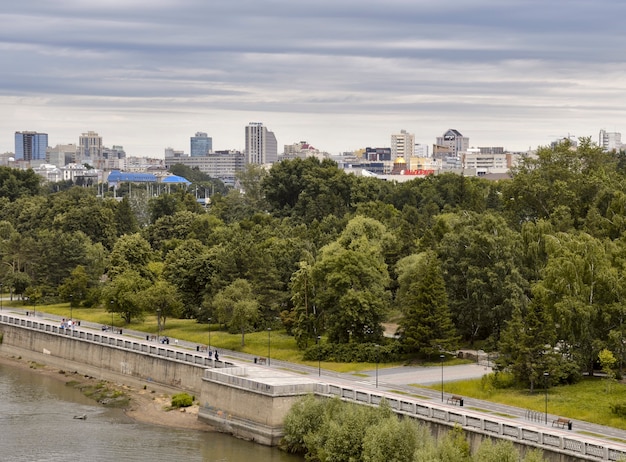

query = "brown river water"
[{"left": 0, "top": 362, "right": 302, "bottom": 462}]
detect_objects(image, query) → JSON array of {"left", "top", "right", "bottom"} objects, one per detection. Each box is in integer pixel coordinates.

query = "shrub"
[
  {"left": 303, "top": 342, "right": 402, "bottom": 363},
  {"left": 610, "top": 402, "right": 626, "bottom": 418},
  {"left": 171, "top": 392, "right": 193, "bottom": 408}
]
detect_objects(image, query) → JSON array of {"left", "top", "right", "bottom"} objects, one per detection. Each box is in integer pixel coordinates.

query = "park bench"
[
  {"left": 552, "top": 417, "right": 572, "bottom": 429},
  {"left": 257, "top": 357, "right": 267, "bottom": 365},
  {"left": 447, "top": 395, "right": 464, "bottom": 406}
]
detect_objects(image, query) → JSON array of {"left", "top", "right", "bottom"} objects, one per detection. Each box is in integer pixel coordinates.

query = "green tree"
[
  {"left": 102, "top": 270, "right": 150, "bottom": 324},
  {"left": 310, "top": 218, "right": 392, "bottom": 343},
  {"left": 362, "top": 415, "right": 420, "bottom": 462},
  {"left": 212, "top": 279, "right": 260, "bottom": 346},
  {"left": 598, "top": 348, "right": 617, "bottom": 393},
  {"left": 497, "top": 303, "right": 560, "bottom": 390},
  {"left": 435, "top": 212, "right": 527, "bottom": 344},
  {"left": 289, "top": 260, "right": 319, "bottom": 349},
  {"left": 114, "top": 195, "right": 139, "bottom": 236},
  {"left": 58, "top": 265, "right": 90, "bottom": 306},
  {"left": 0, "top": 167, "right": 41, "bottom": 200},
  {"left": 397, "top": 251, "right": 458, "bottom": 356},
  {"left": 163, "top": 239, "right": 216, "bottom": 318},
  {"left": 533, "top": 232, "right": 616, "bottom": 375},
  {"left": 136, "top": 280, "right": 183, "bottom": 331},
  {"left": 503, "top": 137, "right": 614, "bottom": 227},
  {"left": 108, "top": 233, "right": 154, "bottom": 279}
]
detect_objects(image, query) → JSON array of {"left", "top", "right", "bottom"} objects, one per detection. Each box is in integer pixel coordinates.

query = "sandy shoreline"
[{"left": 0, "top": 353, "right": 214, "bottom": 432}]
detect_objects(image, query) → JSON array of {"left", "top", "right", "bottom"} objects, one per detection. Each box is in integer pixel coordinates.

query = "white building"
[
  {"left": 599, "top": 129, "right": 622, "bottom": 152},
  {"left": 463, "top": 148, "right": 511, "bottom": 175},
  {"left": 245, "top": 122, "right": 277, "bottom": 165},
  {"left": 391, "top": 129, "right": 415, "bottom": 160}
]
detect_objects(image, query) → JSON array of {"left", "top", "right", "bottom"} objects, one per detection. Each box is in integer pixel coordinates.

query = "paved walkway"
[{"left": 6, "top": 305, "right": 626, "bottom": 446}]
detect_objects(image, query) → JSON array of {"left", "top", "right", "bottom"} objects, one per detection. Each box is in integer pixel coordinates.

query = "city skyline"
[{"left": 2, "top": 1, "right": 626, "bottom": 158}]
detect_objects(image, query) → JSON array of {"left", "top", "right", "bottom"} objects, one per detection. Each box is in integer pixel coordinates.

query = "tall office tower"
[
  {"left": 435, "top": 129, "right": 469, "bottom": 157},
  {"left": 391, "top": 129, "right": 415, "bottom": 160},
  {"left": 190, "top": 132, "right": 213, "bottom": 156},
  {"left": 245, "top": 122, "right": 277, "bottom": 165},
  {"left": 15, "top": 131, "right": 48, "bottom": 161},
  {"left": 78, "top": 131, "right": 103, "bottom": 161},
  {"left": 599, "top": 129, "right": 622, "bottom": 152}
]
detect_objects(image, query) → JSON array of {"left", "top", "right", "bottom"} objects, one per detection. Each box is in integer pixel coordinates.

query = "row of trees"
[
  {"left": 281, "top": 395, "right": 545, "bottom": 462},
  {"left": 1, "top": 138, "right": 626, "bottom": 386}
]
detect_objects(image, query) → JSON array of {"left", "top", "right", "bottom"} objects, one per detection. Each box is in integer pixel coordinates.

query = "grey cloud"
[{"left": 2, "top": 0, "right": 626, "bottom": 155}]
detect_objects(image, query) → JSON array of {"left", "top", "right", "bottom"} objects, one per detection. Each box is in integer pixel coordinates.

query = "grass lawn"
[
  {"left": 14, "top": 301, "right": 626, "bottom": 429},
  {"left": 11, "top": 302, "right": 390, "bottom": 373},
  {"left": 420, "top": 374, "right": 626, "bottom": 430}
]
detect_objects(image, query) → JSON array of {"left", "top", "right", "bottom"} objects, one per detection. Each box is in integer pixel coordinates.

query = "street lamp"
[
  {"left": 375, "top": 344, "right": 380, "bottom": 388},
  {"left": 317, "top": 335, "right": 321, "bottom": 376},
  {"left": 543, "top": 372, "right": 550, "bottom": 425},
  {"left": 208, "top": 317, "right": 212, "bottom": 353},
  {"left": 440, "top": 354, "right": 445, "bottom": 402},
  {"left": 156, "top": 308, "right": 161, "bottom": 343},
  {"left": 69, "top": 294, "right": 73, "bottom": 321},
  {"left": 110, "top": 300, "right": 114, "bottom": 331},
  {"left": 267, "top": 327, "right": 272, "bottom": 366}
]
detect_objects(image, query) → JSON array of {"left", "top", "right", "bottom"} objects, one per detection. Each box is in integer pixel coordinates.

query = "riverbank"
[{"left": 0, "top": 353, "right": 213, "bottom": 432}]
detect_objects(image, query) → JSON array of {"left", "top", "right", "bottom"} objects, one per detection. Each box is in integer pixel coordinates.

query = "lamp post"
[
  {"left": 317, "top": 335, "right": 321, "bottom": 377},
  {"left": 208, "top": 317, "right": 212, "bottom": 353},
  {"left": 156, "top": 308, "right": 161, "bottom": 343},
  {"left": 440, "top": 354, "right": 445, "bottom": 402},
  {"left": 1, "top": 282, "right": 3, "bottom": 311},
  {"left": 375, "top": 344, "right": 380, "bottom": 388},
  {"left": 110, "top": 300, "right": 114, "bottom": 331},
  {"left": 267, "top": 327, "right": 271, "bottom": 366},
  {"left": 543, "top": 372, "right": 550, "bottom": 425},
  {"left": 69, "top": 294, "right": 73, "bottom": 321}
]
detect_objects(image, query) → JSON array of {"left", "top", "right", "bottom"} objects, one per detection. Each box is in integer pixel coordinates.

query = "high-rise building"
[
  {"left": 15, "top": 131, "right": 48, "bottom": 161},
  {"left": 391, "top": 130, "right": 414, "bottom": 160},
  {"left": 78, "top": 131, "right": 103, "bottom": 161},
  {"left": 164, "top": 150, "right": 245, "bottom": 186},
  {"left": 599, "top": 129, "right": 622, "bottom": 152},
  {"left": 190, "top": 132, "right": 213, "bottom": 157},
  {"left": 47, "top": 144, "right": 77, "bottom": 167},
  {"left": 245, "top": 122, "right": 277, "bottom": 165},
  {"left": 435, "top": 129, "right": 469, "bottom": 158}
]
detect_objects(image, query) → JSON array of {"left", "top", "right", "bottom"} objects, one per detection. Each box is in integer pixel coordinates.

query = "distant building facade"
[
  {"left": 15, "top": 131, "right": 48, "bottom": 162},
  {"left": 47, "top": 144, "right": 77, "bottom": 167},
  {"left": 164, "top": 150, "right": 245, "bottom": 186},
  {"left": 435, "top": 129, "right": 469, "bottom": 159},
  {"left": 463, "top": 148, "right": 510, "bottom": 175},
  {"left": 599, "top": 129, "right": 622, "bottom": 152},
  {"left": 78, "top": 131, "right": 103, "bottom": 163},
  {"left": 364, "top": 147, "right": 392, "bottom": 162},
  {"left": 190, "top": 132, "right": 213, "bottom": 157},
  {"left": 245, "top": 122, "right": 277, "bottom": 165},
  {"left": 391, "top": 129, "right": 414, "bottom": 160},
  {"left": 283, "top": 141, "right": 327, "bottom": 160}
]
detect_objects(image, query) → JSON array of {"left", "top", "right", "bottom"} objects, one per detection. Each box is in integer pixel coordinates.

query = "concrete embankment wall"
[
  {"left": 2, "top": 315, "right": 625, "bottom": 461},
  {"left": 0, "top": 315, "right": 224, "bottom": 396}
]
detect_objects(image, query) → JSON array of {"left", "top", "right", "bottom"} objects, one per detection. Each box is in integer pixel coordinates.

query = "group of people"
[{"left": 60, "top": 318, "right": 77, "bottom": 329}]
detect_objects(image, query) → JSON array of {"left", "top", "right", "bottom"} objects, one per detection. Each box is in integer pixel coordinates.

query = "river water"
[{"left": 0, "top": 362, "right": 302, "bottom": 462}]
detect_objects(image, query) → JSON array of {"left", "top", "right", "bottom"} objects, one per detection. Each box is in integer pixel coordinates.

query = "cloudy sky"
[{"left": 2, "top": 0, "right": 626, "bottom": 157}]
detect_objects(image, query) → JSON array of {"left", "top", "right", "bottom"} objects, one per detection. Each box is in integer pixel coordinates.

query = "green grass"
[
  {"left": 420, "top": 375, "right": 626, "bottom": 430},
  {"left": 18, "top": 302, "right": 399, "bottom": 373}
]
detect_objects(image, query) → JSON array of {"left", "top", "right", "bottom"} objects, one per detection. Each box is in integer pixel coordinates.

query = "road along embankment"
[{"left": 3, "top": 313, "right": 626, "bottom": 461}]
